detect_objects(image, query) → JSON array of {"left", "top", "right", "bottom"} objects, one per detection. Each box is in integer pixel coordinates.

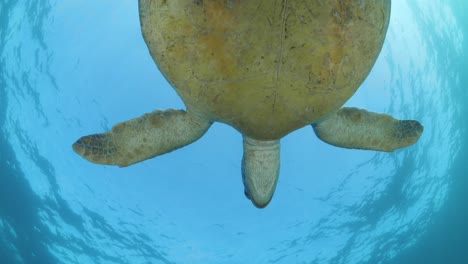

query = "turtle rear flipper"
[
  {"left": 312, "top": 107, "right": 423, "bottom": 152},
  {"left": 72, "top": 109, "right": 211, "bottom": 167}
]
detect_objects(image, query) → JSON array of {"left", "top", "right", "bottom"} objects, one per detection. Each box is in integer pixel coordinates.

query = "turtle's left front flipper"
[
  {"left": 72, "top": 109, "right": 211, "bottom": 167},
  {"left": 312, "top": 107, "right": 423, "bottom": 152}
]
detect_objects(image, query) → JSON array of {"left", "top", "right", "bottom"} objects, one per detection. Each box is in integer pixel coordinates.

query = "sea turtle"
[{"left": 73, "top": 0, "right": 423, "bottom": 208}]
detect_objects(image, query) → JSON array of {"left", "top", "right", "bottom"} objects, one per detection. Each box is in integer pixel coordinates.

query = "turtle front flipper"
[
  {"left": 72, "top": 109, "right": 211, "bottom": 167},
  {"left": 312, "top": 107, "right": 423, "bottom": 152}
]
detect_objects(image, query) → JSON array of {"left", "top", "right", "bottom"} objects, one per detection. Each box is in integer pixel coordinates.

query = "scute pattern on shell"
[{"left": 139, "top": 0, "right": 391, "bottom": 140}]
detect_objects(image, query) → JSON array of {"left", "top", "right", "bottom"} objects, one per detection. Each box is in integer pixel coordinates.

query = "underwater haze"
[{"left": 1, "top": 0, "right": 467, "bottom": 263}]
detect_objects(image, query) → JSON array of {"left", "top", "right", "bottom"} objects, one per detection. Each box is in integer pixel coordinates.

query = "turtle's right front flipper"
[
  {"left": 72, "top": 109, "right": 211, "bottom": 167},
  {"left": 312, "top": 107, "right": 423, "bottom": 152}
]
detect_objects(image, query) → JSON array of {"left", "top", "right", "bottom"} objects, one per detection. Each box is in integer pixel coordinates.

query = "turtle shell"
[{"left": 139, "top": 0, "right": 391, "bottom": 140}]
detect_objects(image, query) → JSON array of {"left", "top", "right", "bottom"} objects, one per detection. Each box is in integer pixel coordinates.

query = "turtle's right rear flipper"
[
  {"left": 72, "top": 109, "right": 211, "bottom": 167},
  {"left": 312, "top": 107, "right": 423, "bottom": 152}
]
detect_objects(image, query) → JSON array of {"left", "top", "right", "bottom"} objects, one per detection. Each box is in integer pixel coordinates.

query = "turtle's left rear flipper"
[
  {"left": 72, "top": 109, "right": 211, "bottom": 167},
  {"left": 312, "top": 107, "right": 423, "bottom": 152}
]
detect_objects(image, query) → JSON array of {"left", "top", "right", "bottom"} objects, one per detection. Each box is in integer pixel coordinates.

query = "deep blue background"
[{"left": 1, "top": 0, "right": 467, "bottom": 263}]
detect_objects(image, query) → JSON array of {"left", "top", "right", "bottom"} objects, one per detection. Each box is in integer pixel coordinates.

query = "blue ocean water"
[{"left": 0, "top": 0, "right": 466, "bottom": 263}]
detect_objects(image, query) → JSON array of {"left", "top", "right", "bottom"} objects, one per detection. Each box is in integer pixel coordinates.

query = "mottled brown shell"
[{"left": 139, "top": 0, "right": 391, "bottom": 140}]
